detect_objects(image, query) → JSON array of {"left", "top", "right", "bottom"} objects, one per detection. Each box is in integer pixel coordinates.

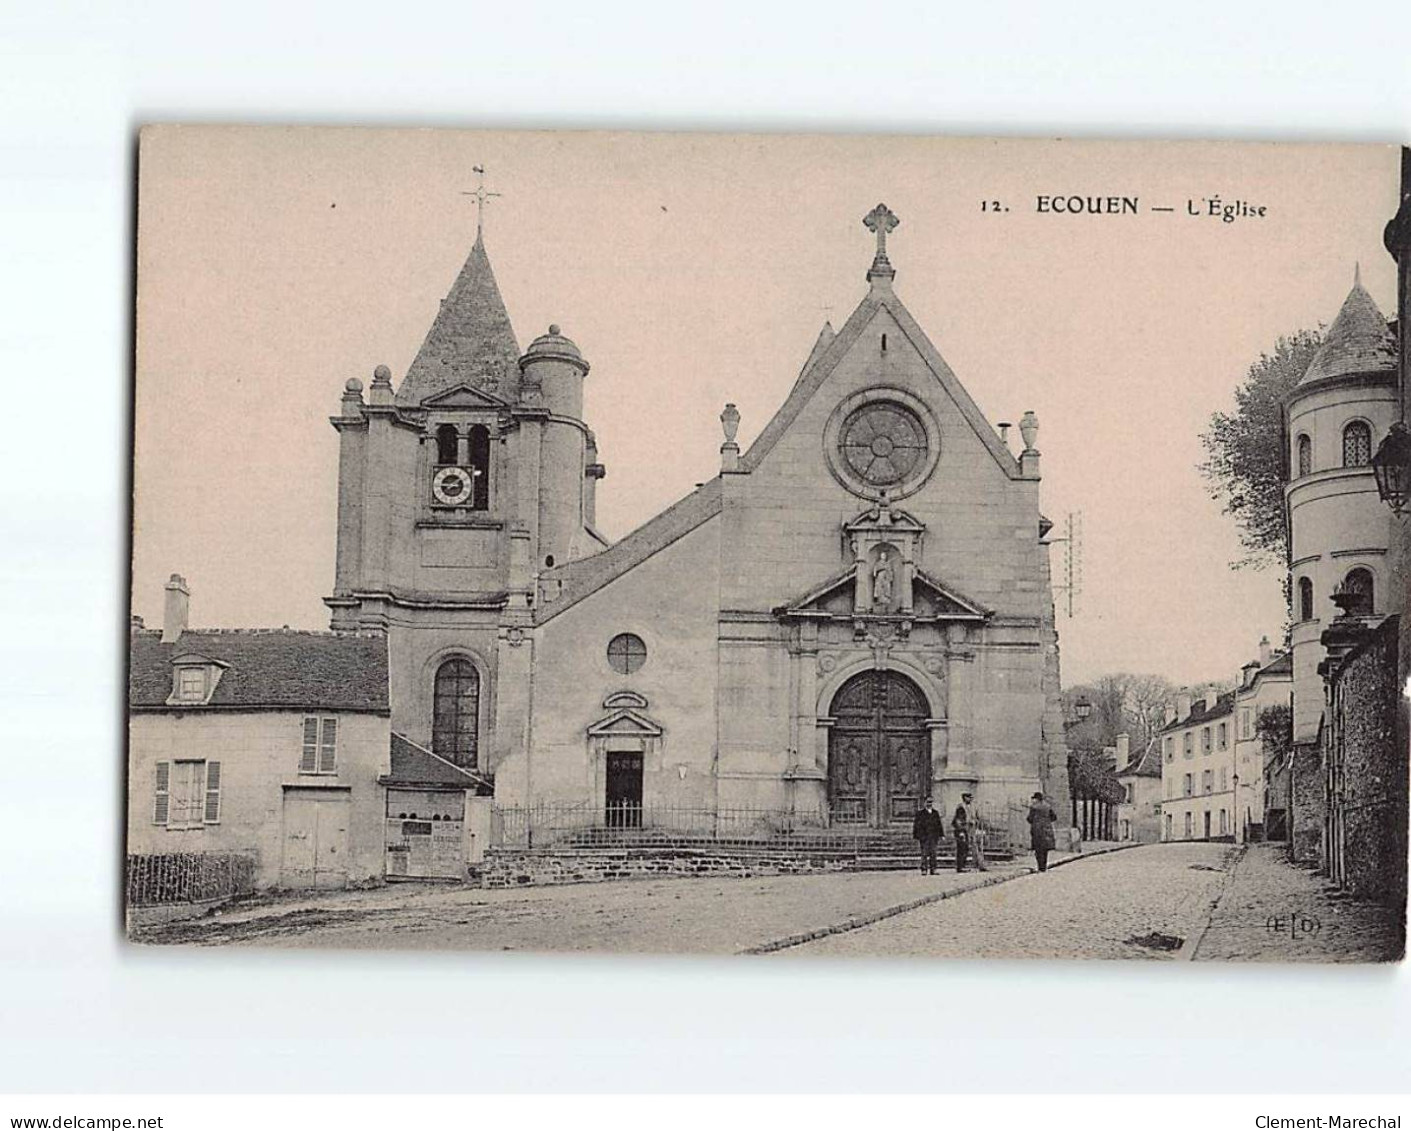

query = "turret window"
[
  {"left": 1342, "top": 421, "right": 1372, "bottom": 468},
  {"left": 1343, "top": 567, "right": 1374, "bottom": 615},
  {"left": 1296, "top": 434, "right": 1311, "bottom": 477},
  {"left": 1298, "top": 576, "right": 1315, "bottom": 622}
]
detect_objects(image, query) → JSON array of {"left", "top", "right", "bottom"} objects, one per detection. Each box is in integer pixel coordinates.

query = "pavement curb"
[
  {"left": 741, "top": 841, "right": 1146, "bottom": 955},
  {"left": 1179, "top": 843, "right": 1248, "bottom": 962}
]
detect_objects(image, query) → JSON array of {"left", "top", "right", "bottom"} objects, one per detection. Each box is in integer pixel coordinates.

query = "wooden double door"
[{"left": 828, "top": 670, "right": 931, "bottom": 827}]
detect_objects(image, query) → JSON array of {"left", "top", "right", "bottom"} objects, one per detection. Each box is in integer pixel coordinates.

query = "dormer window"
[
  {"left": 177, "top": 667, "right": 206, "bottom": 701},
  {"left": 166, "top": 654, "right": 224, "bottom": 706}
]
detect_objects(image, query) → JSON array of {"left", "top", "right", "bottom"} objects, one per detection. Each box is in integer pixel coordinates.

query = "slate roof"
[
  {"left": 1159, "top": 690, "right": 1236, "bottom": 734},
  {"left": 383, "top": 732, "right": 493, "bottom": 793},
  {"left": 129, "top": 629, "right": 388, "bottom": 712},
  {"left": 1255, "top": 652, "right": 1292, "bottom": 678},
  {"left": 1297, "top": 278, "right": 1397, "bottom": 388},
  {"left": 397, "top": 232, "right": 522, "bottom": 406},
  {"left": 1118, "top": 740, "right": 1162, "bottom": 779}
]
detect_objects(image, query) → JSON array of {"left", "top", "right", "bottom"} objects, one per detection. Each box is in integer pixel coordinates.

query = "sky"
[{"left": 131, "top": 128, "right": 1402, "bottom": 686}]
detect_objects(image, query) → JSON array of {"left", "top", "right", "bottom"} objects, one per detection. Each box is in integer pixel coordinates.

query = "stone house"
[
  {"left": 1158, "top": 691, "right": 1238, "bottom": 842},
  {"left": 1232, "top": 639, "right": 1293, "bottom": 842},
  {"left": 129, "top": 574, "right": 495, "bottom": 890},
  {"left": 1115, "top": 734, "right": 1161, "bottom": 843}
]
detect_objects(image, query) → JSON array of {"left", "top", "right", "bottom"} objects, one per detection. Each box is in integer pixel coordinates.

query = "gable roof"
[
  {"left": 383, "top": 732, "right": 492, "bottom": 793},
  {"left": 129, "top": 629, "right": 388, "bottom": 712},
  {"left": 739, "top": 282, "right": 1021, "bottom": 479},
  {"left": 1297, "top": 277, "right": 1397, "bottom": 389},
  {"left": 397, "top": 232, "right": 522, "bottom": 406}
]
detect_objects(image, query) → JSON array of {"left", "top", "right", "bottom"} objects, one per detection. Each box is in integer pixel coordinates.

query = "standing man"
[
  {"left": 912, "top": 797, "right": 944, "bottom": 874},
  {"left": 1027, "top": 791, "right": 1058, "bottom": 873},
  {"left": 953, "top": 791, "right": 988, "bottom": 873}
]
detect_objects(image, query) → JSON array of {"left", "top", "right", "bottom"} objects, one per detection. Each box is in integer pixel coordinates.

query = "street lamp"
[
  {"left": 1074, "top": 696, "right": 1092, "bottom": 721},
  {"left": 1371, "top": 421, "right": 1411, "bottom": 515}
]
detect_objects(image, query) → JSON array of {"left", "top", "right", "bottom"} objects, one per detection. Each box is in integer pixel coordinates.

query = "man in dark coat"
[
  {"left": 912, "top": 797, "right": 944, "bottom": 874},
  {"left": 1027, "top": 791, "right": 1058, "bottom": 873}
]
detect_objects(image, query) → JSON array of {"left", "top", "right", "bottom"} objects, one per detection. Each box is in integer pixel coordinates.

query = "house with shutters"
[{"left": 130, "top": 573, "right": 494, "bottom": 890}]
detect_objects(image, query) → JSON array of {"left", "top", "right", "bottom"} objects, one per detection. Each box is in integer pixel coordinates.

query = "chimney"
[
  {"left": 1116, "top": 733, "right": 1130, "bottom": 769},
  {"left": 1164, "top": 703, "right": 1176, "bottom": 725},
  {"left": 1258, "top": 635, "right": 1272, "bottom": 667},
  {"left": 162, "top": 573, "right": 190, "bottom": 643},
  {"left": 1176, "top": 692, "right": 1192, "bottom": 720},
  {"left": 1241, "top": 659, "right": 1260, "bottom": 688}
]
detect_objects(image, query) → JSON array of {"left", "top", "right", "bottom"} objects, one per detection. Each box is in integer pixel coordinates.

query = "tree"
[
  {"left": 1199, "top": 329, "right": 1323, "bottom": 572},
  {"left": 1256, "top": 703, "right": 1293, "bottom": 770},
  {"left": 1063, "top": 672, "right": 1179, "bottom": 755}
]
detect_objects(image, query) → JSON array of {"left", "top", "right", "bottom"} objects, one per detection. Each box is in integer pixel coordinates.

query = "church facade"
[{"left": 325, "top": 205, "right": 1069, "bottom": 838}]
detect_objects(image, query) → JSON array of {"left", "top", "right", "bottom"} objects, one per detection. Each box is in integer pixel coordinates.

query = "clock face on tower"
[{"left": 432, "top": 465, "right": 476, "bottom": 505}]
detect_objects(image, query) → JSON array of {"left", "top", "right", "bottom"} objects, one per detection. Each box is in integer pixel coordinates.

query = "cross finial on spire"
[
  {"left": 460, "top": 164, "right": 502, "bottom": 238},
  {"left": 863, "top": 203, "right": 899, "bottom": 283}
]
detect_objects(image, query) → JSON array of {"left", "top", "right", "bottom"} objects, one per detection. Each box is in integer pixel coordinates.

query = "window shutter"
[
  {"left": 301, "top": 717, "right": 318, "bottom": 772},
  {"left": 204, "top": 761, "right": 222, "bottom": 822},
  {"left": 318, "top": 717, "right": 337, "bottom": 773},
  {"left": 154, "top": 761, "right": 170, "bottom": 825}
]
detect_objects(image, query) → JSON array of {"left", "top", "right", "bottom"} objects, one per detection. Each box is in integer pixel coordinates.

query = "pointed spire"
[
  {"left": 1298, "top": 270, "right": 1397, "bottom": 387},
  {"left": 397, "top": 231, "right": 522, "bottom": 405}
]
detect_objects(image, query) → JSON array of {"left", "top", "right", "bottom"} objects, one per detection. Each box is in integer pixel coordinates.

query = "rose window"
[{"left": 839, "top": 403, "right": 928, "bottom": 487}]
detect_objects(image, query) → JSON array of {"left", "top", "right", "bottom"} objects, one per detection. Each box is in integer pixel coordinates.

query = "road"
[
  {"left": 779, "top": 842, "right": 1403, "bottom": 961},
  {"left": 133, "top": 842, "right": 1404, "bottom": 962}
]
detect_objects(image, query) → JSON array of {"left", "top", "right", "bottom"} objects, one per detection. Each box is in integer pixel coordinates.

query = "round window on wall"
[
  {"left": 607, "top": 633, "right": 647, "bottom": 675},
  {"left": 839, "top": 402, "right": 928, "bottom": 488}
]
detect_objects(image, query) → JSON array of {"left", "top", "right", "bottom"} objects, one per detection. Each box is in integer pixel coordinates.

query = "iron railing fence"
[
  {"left": 126, "top": 852, "right": 256, "bottom": 907},
  {"left": 490, "top": 801, "right": 1013, "bottom": 852}
]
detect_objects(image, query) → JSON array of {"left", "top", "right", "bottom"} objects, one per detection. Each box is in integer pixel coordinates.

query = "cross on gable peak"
[{"left": 863, "top": 202, "right": 899, "bottom": 283}]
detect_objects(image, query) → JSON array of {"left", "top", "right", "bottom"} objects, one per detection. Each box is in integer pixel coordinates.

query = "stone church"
[{"left": 326, "top": 204, "right": 1069, "bottom": 836}]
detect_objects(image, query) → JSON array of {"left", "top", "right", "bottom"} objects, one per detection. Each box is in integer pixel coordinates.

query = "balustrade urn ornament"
[
  {"left": 1019, "top": 410, "right": 1039, "bottom": 452},
  {"left": 720, "top": 402, "right": 741, "bottom": 445}
]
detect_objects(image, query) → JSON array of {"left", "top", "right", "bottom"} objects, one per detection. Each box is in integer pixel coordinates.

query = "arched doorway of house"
[{"left": 827, "top": 669, "right": 930, "bottom": 827}]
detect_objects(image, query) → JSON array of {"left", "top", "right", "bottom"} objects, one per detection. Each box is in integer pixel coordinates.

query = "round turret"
[{"left": 519, "top": 324, "right": 589, "bottom": 418}]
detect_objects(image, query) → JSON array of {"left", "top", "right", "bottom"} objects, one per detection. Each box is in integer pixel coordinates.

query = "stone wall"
[
  {"left": 1328, "top": 617, "right": 1406, "bottom": 905},
  {"left": 480, "top": 847, "right": 855, "bottom": 888},
  {"left": 1289, "top": 741, "right": 1324, "bottom": 865}
]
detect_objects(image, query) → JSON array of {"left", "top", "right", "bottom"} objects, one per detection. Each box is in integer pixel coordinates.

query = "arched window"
[
  {"left": 1343, "top": 567, "right": 1374, "bottom": 615},
  {"left": 1296, "top": 434, "right": 1312, "bottom": 477},
  {"left": 1342, "top": 421, "right": 1372, "bottom": 468},
  {"left": 1298, "top": 576, "right": 1314, "bottom": 622},
  {"left": 468, "top": 425, "right": 491, "bottom": 510},
  {"left": 432, "top": 658, "right": 480, "bottom": 768},
  {"left": 435, "top": 424, "right": 459, "bottom": 467}
]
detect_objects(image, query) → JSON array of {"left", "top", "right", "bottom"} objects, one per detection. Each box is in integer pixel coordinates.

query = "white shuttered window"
[{"left": 301, "top": 717, "right": 338, "bottom": 774}]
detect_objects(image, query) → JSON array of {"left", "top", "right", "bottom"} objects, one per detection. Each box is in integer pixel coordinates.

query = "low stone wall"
[{"left": 480, "top": 847, "right": 857, "bottom": 888}]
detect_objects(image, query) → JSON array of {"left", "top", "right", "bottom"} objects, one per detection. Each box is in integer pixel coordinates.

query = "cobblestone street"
[
  {"left": 780, "top": 841, "right": 1404, "bottom": 961},
  {"left": 134, "top": 841, "right": 1403, "bottom": 961},
  {"left": 134, "top": 856, "right": 1040, "bottom": 954}
]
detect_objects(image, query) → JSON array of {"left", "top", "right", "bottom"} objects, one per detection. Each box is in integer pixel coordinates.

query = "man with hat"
[
  {"left": 911, "top": 797, "right": 944, "bottom": 874},
  {"left": 952, "top": 791, "right": 988, "bottom": 873}
]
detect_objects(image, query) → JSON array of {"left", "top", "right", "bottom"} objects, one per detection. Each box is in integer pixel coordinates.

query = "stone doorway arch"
[{"left": 827, "top": 669, "right": 930, "bottom": 827}]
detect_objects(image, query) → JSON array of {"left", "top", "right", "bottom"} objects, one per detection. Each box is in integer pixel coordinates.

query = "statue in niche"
[{"left": 872, "top": 551, "right": 896, "bottom": 609}]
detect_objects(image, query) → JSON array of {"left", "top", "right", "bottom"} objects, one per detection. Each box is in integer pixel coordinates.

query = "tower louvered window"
[{"left": 1296, "top": 434, "right": 1311, "bottom": 477}]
